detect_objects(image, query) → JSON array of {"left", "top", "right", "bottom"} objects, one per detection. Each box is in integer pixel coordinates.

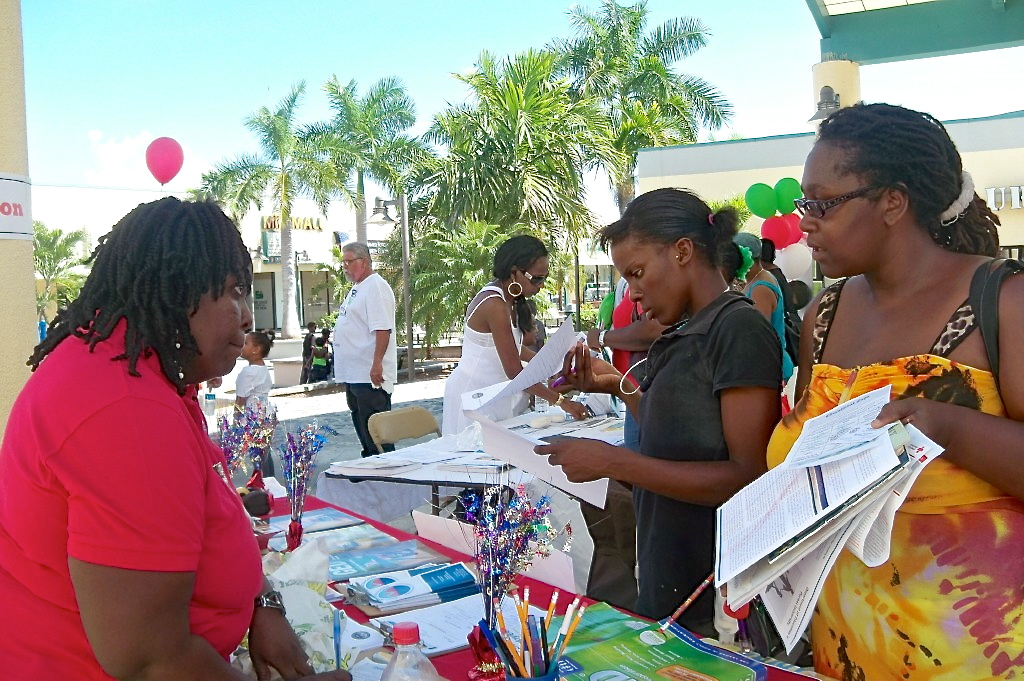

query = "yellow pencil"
[{"left": 544, "top": 589, "right": 560, "bottom": 625}]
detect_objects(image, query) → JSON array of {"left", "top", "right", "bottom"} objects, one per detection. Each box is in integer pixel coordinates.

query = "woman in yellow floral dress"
[{"left": 767, "top": 103, "right": 1024, "bottom": 680}]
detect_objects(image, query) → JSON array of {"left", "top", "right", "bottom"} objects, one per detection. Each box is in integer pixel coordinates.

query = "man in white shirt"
[{"left": 333, "top": 242, "right": 398, "bottom": 457}]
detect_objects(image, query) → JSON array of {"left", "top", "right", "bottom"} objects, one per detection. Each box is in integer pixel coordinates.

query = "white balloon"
[{"left": 777, "top": 243, "right": 813, "bottom": 280}]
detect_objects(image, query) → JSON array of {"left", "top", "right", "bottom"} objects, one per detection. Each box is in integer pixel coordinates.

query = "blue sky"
[{"left": 20, "top": 0, "right": 1024, "bottom": 223}]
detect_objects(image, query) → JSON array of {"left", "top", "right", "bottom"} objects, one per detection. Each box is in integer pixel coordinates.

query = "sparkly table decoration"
[{"left": 280, "top": 420, "right": 338, "bottom": 551}]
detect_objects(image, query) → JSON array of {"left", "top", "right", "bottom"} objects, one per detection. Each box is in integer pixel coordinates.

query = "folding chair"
[{"left": 367, "top": 406, "right": 441, "bottom": 454}]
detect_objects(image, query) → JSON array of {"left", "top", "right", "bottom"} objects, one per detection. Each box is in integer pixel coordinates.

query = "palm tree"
[
  {"left": 200, "top": 82, "right": 345, "bottom": 338},
  {"left": 421, "top": 49, "right": 622, "bottom": 242},
  {"left": 554, "top": 0, "right": 732, "bottom": 211},
  {"left": 322, "top": 76, "right": 431, "bottom": 244},
  {"left": 32, "top": 221, "right": 89, "bottom": 322}
]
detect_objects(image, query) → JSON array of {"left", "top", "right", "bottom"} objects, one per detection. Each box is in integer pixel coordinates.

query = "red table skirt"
[{"left": 283, "top": 497, "right": 810, "bottom": 681}]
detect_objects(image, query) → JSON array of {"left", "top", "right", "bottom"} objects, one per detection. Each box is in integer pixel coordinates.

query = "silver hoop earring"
[{"left": 507, "top": 281, "right": 524, "bottom": 298}]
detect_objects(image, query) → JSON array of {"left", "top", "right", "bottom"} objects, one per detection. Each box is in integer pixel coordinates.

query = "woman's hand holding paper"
[
  {"left": 535, "top": 437, "right": 620, "bottom": 483},
  {"left": 553, "top": 343, "right": 622, "bottom": 396}
]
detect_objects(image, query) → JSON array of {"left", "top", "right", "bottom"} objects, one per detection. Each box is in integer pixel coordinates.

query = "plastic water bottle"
[
  {"left": 203, "top": 390, "right": 217, "bottom": 418},
  {"left": 380, "top": 622, "right": 443, "bottom": 681}
]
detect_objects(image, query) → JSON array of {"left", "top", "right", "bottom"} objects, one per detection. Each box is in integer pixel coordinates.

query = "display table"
[
  {"left": 281, "top": 497, "right": 811, "bottom": 681},
  {"left": 316, "top": 436, "right": 536, "bottom": 523}
]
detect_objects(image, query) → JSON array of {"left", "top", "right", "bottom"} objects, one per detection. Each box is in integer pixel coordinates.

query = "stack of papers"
[
  {"left": 326, "top": 456, "right": 421, "bottom": 477},
  {"left": 714, "top": 386, "right": 944, "bottom": 653},
  {"left": 261, "top": 507, "right": 363, "bottom": 537},
  {"left": 267, "top": 522, "right": 397, "bottom": 553},
  {"left": 436, "top": 455, "right": 511, "bottom": 474},
  {"left": 345, "top": 563, "right": 479, "bottom": 614}
]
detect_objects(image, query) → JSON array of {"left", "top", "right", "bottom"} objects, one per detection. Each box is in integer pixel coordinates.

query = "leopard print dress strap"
[
  {"left": 811, "top": 279, "right": 846, "bottom": 364},
  {"left": 929, "top": 300, "right": 975, "bottom": 357}
]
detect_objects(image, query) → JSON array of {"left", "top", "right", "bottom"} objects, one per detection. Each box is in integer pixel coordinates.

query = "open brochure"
[{"left": 716, "top": 413, "right": 944, "bottom": 654}]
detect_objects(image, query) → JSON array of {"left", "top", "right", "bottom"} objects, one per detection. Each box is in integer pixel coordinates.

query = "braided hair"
[
  {"left": 492, "top": 234, "right": 548, "bottom": 333},
  {"left": 817, "top": 103, "right": 999, "bottom": 256},
  {"left": 29, "top": 197, "right": 252, "bottom": 395},
  {"left": 600, "top": 188, "right": 740, "bottom": 267}
]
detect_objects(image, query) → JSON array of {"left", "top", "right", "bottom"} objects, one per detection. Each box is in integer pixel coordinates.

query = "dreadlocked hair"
[
  {"left": 28, "top": 197, "right": 252, "bottom": 395},
  {"left": 817, "top": 103, "right": 999, "bottom": 256}
]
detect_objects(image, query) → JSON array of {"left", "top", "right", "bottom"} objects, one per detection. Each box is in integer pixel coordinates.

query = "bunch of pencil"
[{"left": 477, "top": 588, "right": 586, "bottom": 678}]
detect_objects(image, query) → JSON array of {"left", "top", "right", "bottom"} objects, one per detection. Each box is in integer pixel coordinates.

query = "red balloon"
[
  {"left": 782, "top": 212, "right": 802, "bottom": 246},
  {"left": 145, "top": 137, "right": 184, "bottom": 185},
  {"left": 761, "top": 216, "right": 794, "bottom": 249}
]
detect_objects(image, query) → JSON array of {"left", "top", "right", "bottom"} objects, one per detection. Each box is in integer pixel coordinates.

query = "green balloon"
[
  {"left": 774, "top": 177, "right": 803, "bottom": 215},
  {"left": 745, "top": 183, "right": 777, "bottom": 219}
]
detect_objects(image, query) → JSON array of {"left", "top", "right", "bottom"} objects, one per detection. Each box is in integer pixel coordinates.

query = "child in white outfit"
[{"left": 235, "top": 331, "right": 275, "bottom": 475}]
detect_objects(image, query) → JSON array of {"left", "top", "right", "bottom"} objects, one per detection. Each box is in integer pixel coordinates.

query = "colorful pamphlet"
[
  {"left": 557, "top": 602, "right": 766, "bottom": 681},
  {"left": 327, "top": 539, "right": 448, "bottom": 582},
  {"left": 345, "top": 563, "right": 479, "bottom": 614}
]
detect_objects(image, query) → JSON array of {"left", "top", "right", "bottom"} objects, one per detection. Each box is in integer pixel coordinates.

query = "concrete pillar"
[
  {"left": 0, "top": 0, "right": 37, "bottom": 436},
  {"left": 811, "top": 59, "right": 861, "bottom": 118}
]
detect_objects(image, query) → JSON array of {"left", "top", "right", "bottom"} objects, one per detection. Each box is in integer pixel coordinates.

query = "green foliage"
[
  {"left": 552, "top": 0, "right": 731, "bottom": 211},
  {"left": 321, "top": 75, "right": 433, "bottom": 242},
  {"left": 708, "top": 195, "right": 752, "bottom": 227},
  {"left": 420, "top": 49, "right": 621, "bottom": 243},
  {"left": 32, "top": 221, "right": 89, "bottom": 322},
  {"left": 577, "top": 304, "right": 600, "bottom": 331},
  {"left": 200, "top": 82, "right": 348, "bottom": 337}
]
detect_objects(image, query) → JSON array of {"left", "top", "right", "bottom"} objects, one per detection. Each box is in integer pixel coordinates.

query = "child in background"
[
  {"left": 307, "top": 336, "right": 332, "bottom": 383},
  {"left": 235, "top": 331, "right": 275, "bottom": 475}
]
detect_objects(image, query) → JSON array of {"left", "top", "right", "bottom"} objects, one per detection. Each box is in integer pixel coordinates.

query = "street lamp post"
[{"left": 367, "top": 196, "right": 414, "bottom": 383}]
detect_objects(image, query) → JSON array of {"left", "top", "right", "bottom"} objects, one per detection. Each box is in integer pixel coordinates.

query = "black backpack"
[{"left": 767, "top": 268, "right": 802, "bottom": 366}]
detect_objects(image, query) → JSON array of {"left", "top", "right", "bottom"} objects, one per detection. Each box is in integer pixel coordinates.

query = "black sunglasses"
[
  {"left": 793, "top": 186, "right": 877, "bottom": 219},
  {"left": 523, "top": 269, "right": 548, "bottom": 286}
]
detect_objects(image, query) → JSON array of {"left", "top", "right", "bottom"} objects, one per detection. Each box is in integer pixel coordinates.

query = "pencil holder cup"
[{"left": 527, "top": 668, "right": 560, "bottom": 680}]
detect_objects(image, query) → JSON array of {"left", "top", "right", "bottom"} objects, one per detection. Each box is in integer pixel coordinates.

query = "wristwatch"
[
  {"left": 597, "top": 329, "right": 608, "bottom": 348},
  {"left": 254, "top": 589, "right": 286, "bottom": 615}
]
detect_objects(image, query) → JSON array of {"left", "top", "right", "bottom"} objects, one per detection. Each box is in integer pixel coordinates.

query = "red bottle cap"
[{"left": 392, "top": 621, "right": 421, "bottom": 645}]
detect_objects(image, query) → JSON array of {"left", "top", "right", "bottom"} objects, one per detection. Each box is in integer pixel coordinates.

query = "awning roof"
[{"left": 804, "top": 0, "right": 1024, "bottom": 64}]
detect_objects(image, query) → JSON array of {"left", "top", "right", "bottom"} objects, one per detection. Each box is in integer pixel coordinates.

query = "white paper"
[
  {"left": 412, "top": 510, "right": 576, "bottom": 592},
  {"left": 347, "top": 656, "right": 387, "bottom": 681},
  {"left": 845, "top": 425, "right": 944, "bottom": 567},
  {"left": 460, "top": 317, "right": 578, "bottom": 415},
  {"left": 759, "top": 519, "right": 857, "bottom": 653},
  {"left": 779, "top": 385, "right": 892, "bottom": 468},
  {"left": 475, "top": 414, "right": 609, "bottom": 507}
]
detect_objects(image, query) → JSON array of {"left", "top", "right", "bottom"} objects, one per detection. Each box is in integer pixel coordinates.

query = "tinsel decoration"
[
  {"left": 462, "top": 483, "right": 572, "bottom": 628},
  {"left": 216, "top": 400, "right": 278, "bottom": 490},
  {"left": 279, "top": 420, "right": 338, "bottom": 551}
]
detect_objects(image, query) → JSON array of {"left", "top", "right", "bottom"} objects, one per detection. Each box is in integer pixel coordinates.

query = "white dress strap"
[{"left": 465, "top": 285, "right": 507, "bottom": 324}]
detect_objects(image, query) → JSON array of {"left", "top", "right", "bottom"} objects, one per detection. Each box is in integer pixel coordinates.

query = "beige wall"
[
  {"left": 0, "top": 0, "right": 37, "bottom": 437},
  {"left": 637, "top": 114, "right": 1024, "bottom": 247}
]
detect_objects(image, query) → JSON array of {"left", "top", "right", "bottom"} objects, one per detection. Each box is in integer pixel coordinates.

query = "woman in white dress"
[{"left": 442, "top": 235, "right": 589, "bottom": 436}]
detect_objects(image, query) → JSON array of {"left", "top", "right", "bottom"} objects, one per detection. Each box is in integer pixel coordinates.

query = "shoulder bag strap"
[{"left": 969, "top": 258, "right": 1024, "bottom": 384}]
